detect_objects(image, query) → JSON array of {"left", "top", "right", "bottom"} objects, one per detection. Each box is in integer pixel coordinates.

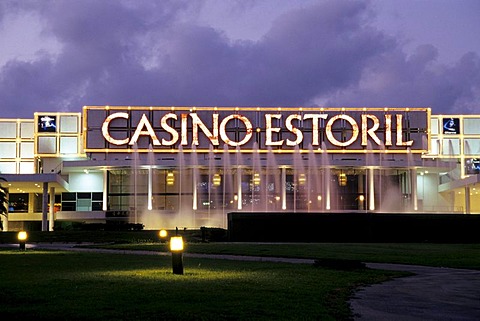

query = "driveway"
[{"left": 350, "top": 263, "right": 480, "bottom": 321}]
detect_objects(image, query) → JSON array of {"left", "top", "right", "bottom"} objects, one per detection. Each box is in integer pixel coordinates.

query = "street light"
[
  {"left": 17, "top": 231, "right": 27, "bottom": 251},
  {"left": 170, "top": 236, "right": 184, "bottom": 275}
]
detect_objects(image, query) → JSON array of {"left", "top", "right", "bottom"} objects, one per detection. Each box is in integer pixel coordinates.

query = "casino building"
[{"left": 1, "top": 106, "right": 479, "bottom": 231}]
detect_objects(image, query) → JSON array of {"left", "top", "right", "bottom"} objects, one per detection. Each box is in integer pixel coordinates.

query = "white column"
[
  {"left": 237, "top": 167, "right": 242, "bottom": 210},
  {"left": 42, "top": 182, "right": 48, "bottom": 231},
  {"left": 358, "top": 174, "right": 364, "bottom": 210},
  {"left": 411, "top": 168, "right": 418, "bottom": 211},
  {"left": 281, "top": 167, "right": 287, "bottom": 210},
  {"left": 368, "top": 168, "right": 375, "bottom": 211},
  {"left": 465, "top": 186, "right": 471, "bottom": 214},
  {"left": 49, "top": 187, "right": 55, "bottom": 231}
]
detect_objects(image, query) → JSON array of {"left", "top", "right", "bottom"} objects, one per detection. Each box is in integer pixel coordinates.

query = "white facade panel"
[{"left": 68, "top": 172, "right": 103, "bottom": 192}]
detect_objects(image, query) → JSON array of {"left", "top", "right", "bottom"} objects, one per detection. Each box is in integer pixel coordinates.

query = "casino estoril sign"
[{"left": 83, "top": 107, "right": 429, "bottom": 153}]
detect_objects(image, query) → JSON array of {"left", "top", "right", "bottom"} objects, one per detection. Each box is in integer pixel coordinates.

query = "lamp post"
[
  {"left": 170, "top": 235, "right": 184, "bottom": 275},
  {"left": 18, "top": 231, "right": 27, "bottom": 251}
]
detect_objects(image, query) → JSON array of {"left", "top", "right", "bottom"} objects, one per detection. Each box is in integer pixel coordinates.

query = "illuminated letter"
[
  {"left": 190, "top": 113, "right": 219, "bottom": 146},
  {"left": 181, "top": 114, "right": 188, "bottom": 145},
  {"left": 286, "top": 114, "right": 303, "bottom": 146},
  {"left": 384, "top": 114, "right": 392, "bottom": 146},
  {"left": 361, "top": 114, "right": 381, "bottom": 146},
  {"left": 265, "top": 114, "right": 283, "bottom": 146},
  {"left": 303, "top": 114, "right": 328, "bottom": 145},
  {"left": 396, "top": 114, "right": 413, "bottom": 146},
  {"left": 219, "top": 114, "right": 253, "bottom": 147},
  {"left": 102, "top": 112, "right": 129, "bottom": 145},
  {"left": 325, "top": 114, "right": 359, "bottom": 147},
  {"left": 160, "top": 113, "right": 179, "bottom": 146},
  {"left": 129, "top": 114, "right": 161, "bottom": 146}
]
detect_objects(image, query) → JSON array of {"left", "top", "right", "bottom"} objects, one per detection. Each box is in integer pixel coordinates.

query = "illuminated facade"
[{"left": 1, "top": 106, "right": 479, "bottom": 231}]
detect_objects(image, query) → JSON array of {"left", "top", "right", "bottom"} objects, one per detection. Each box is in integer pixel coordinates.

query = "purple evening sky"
[{"left": 0, "top": 0, "right": 479, "bottom": 118}]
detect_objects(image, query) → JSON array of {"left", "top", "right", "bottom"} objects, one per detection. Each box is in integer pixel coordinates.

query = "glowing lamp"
[
  {"left": 159, "top": 229, "right": 168, "bottom": 243},
  {"left": 18, "top": 231, "right": 27, "bottom": 241},
  {"left": 170, "top": 236, "right": 184, "bottom": 252},
  {"left": 212, "top": 173, "right": 221, "bottom": 186},
  {"left": 170, "top": 236, "right": 184, "bottom": 275},
  {"left": 18, "top": 231, "right": 27, "bottom": 251},
  {"left": 166, "top": 172, "right": 175, "bottom": 186},
  {"left": 298, "top": 173, "right": 306, "bottom": 185},
  {"left": 253, "top": 173, "right": 261, "bottom": 186}
]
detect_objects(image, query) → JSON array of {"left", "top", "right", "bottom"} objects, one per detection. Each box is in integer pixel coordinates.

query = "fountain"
[
  {"left": 308, "top": 144, "right": 323, "bottom": 212},
  {"left": 321, "top": 142, "right": 331, "bottom": 211}
]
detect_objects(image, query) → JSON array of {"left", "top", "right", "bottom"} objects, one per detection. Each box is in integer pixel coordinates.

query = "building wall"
[{"left": 68, "top": 172, "right": 103, "bottom": 193}]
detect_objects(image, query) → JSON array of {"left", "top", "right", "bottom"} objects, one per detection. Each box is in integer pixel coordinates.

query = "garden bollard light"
[
  {"left": 18, "top": 231, "right": 27, "bottom": 251},
  {"left": 170, "top": 236, "right": 184, "bottom": 275}
]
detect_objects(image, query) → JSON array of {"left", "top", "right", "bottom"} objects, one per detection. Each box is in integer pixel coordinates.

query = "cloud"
[{"left": 0, "top": 0, "right": 478, "bottom": 118}]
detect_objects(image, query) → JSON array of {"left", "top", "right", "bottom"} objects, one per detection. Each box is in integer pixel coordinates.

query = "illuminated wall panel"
[
  {"left": 464, "top": 119, "right": 480, "bottom": 135},
  {"left": 60, "top": 137, "right": 78, "bottom": 154},
  {"left": 20, "top": 123, "right": 34, "bottom": 138},
  {"left": 38, "top": 136, "right": 57, "bottom": 154},
  {"left": 0, "top": 122, "right": 17, "bottom": 138},
  {"left": 19, "top": 162, "right": 34, "bottom": 174},
  {"left": 0, "top": 142, "right": 16, "bottom": 158},
  {"left": 34, "top": 112, "right": 83, "bottom": 158},
  {"left": 0, "top": 162, "right": 16, "bottom": 173},
  {"left": 0, "top": 119, "right": 35, "bottom": 174},
  {"left": 20, "top": 142, "right": 34, "bottom": 158}
]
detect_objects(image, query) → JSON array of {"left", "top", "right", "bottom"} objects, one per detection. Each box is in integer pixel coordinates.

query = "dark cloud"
[{"left": 0, "top": 0, "right": 478, "bottom": 118}]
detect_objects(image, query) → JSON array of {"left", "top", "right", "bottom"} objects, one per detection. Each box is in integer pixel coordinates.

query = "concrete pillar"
[
  {"left": 42, "top": 182, "right": 48, "bottom": 231},
  {"left": 281, "top": 167, "right": 287, "bottom": 210},
  {"left": 358, "top": 173, "right": 364, "bottom": 210},
  {"left": 28, "top": 193, "right": 35, "bottom": 214},
  {"left": 49, "top": 187, "right": 55, "bottom": 231},
  {"left": 465, "top": 186, "right": 471, "bottom": 214}
]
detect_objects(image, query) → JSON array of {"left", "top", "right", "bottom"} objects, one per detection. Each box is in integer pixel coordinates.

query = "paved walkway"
[
  {"left": 3, "top": 243, "right": 480, "bottom": 320},
  {"left": 350, "top": 263, "right": 480, "bottom": 321}
]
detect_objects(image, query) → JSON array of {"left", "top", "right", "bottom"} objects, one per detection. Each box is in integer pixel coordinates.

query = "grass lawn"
[
  {"left": 91, "top": 242, "right": 480, "bottom": 270},
  {"left": 0, "top": 248, "right": 401, "bottom": 321}
]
